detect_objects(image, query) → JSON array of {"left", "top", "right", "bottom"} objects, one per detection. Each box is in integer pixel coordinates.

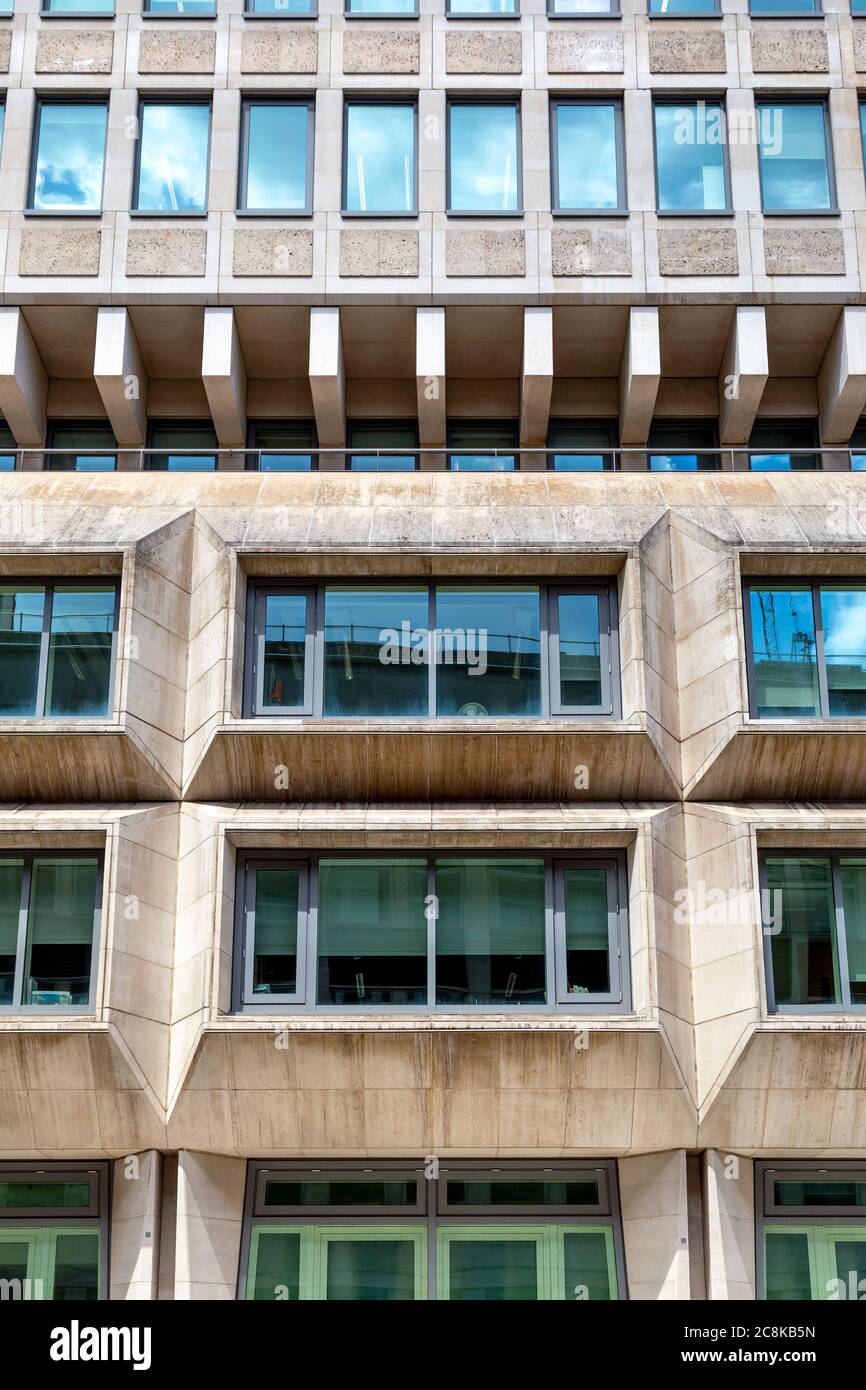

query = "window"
[
  {"left": 248, "top": 423, "right": 316, "bottom": 471},
  {"left": 28, "top": 99, "right": 108, "bottom": 213},
  {"left": 756, "top": 99, "right": 834, "bottom": 213},
  {"left": 0, "top": 853, "right": 103, "bottom": 1010},
  {"left": 744, "top": 580, "right": 866, "bottom": 718},
  {"left": 548, "top": 0, "right": 618, "bottom": 13},
  {"left": 654, "top": 100, "right": 729, "bottom": 213},
  {"left": 239, "top": 99, "right": 313, "bottom": 214},
  {"left": 241, "top": 1160, "right": 625, "bottom": 1300},
  {"left": 751, "top": 0, "right": 818, "bottom": 11},
  {"left": 648, "top": 422, "right": 718, "bottom": 472},
  {"left": 0, "top": 1162, "right": 108, "bottom": 1299},
  {"left": 245, "top": 0, "right": 315, "bottom": 11},
  {"left": 144, "top": 0, "right": 214, "bottom": 10},
  {"left": 855, "top": 0, "right": 866, "bottom": 12},
  {"left": 749, "top": 421, "right": 818, "bottom": 471},
  {"left": 47, "top": 424, "right": 116, "bottom": 473},
  {"left": 760, "top": 854, "right": 866, "bottom": 1011},
  {"left": 133, "top": 100, "right": 210, "bottom": 214},
  {"left": 234, "top": 854, "right": 629, "bottom": 1011},
  {"left": 850, "top": 421, "right": 866, "bottom": 471},
  {"left": 649, "top": 0, "right": 717, "bottom": 10},
  {"left": 548, "top": 422, "right": 616, "bottom": 472},
  {"left": 0, "top": 425, "right": 15, "bottom": 473},
  {"left": 551, "top": 100, "right": 625, "bottom": 215},
  {"left": 345, "top": 0, "right": 416, "bottom": 11},
  {"left": 448, "top": 100, "right": 520, "bottom": 214},
  {"left": 448, "top": 423, "right": 516, "bottom": 471},
  {"left": 448, "top": 0, "right": 518, "bottom": 11},
  {"left": 0, "top": 581, "right": 118, "bottom": 719},
  {"left": 41, "top": 0, "right": 113, "bottom": 11},
  {"left": 348, "top": 423, "right": 418, "bottom": 471},
  {"left": 343, "top": 100, "right": 416, "bottom": 215},
  {"left": 758, "top": 1161, "right": 866, "bottom": 1301},
  {"left": 246, "top": 580, "right": 620, "bottom": 718},
  {"left": 147, "top": 423, "right": 217, "bottom": 471}
]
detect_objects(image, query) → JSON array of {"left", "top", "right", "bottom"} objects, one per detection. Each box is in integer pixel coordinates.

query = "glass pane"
[
  {"left": 765, "top": 857, "right": 841, "bottom": 1007},
  {"left": 243, "top": 103, "right": 309, "bottom": 211},
  {"left": 555, "top": 104, "right": 619, "bottom": 211},
  {"left": 0, "top": 1181, "right": 90, "bottom": 1209},
  {"left": 52, "top": 1232, "right": 99, "bottom": 1300},
  {"left": 752, "top": 0, "right": 816, "bottom": 10},
  {"left": 246, "top": 0, "right": 314, "bottom": 10},
  {"left": 263, "top": 1180, "right": 417, "bottom": 1208},
  {"left": 317, "top": 859, "right": 427, "bottom": 1005},
  {"left": 749, "top": 421, "right": 817, "bottom": 472},
  {"left": 435, "top": 858, "right": 546, "bottom": 1006},
  {"left": 449, "top": 104, "right": 519, "bottom": 212},
  {"left": 0, "top": 422, "right": 15, "bottom": 472},
  {"left": 655, "top": 103, "right": 727, "bottom": 211},
  {"left": 349, "top": 425, "right": 417, "bottom": 472},
  {"left": 31, "top": 102, "right": 107, "bottom": 211},
  {"left": 556, "top": 594, "right": 602, "bottom": 708},
  {"left": 145, "top": 0, "right": 215, "bottom": 10},
  {"left": 833, "top": 1238, "right": 866, "bottom": 1300},
  {"left": 820, "top": 588, "right": 866, "bottom": 717},
  {"left": 148, "top": 426, "right": 217, "bottom": 472},
  {"left": 43, "top": 0, "right": 113, "bottom": 8},
  {"left": 344, "top": 104, "right": 415, "bottom": 214},
  {"left": 249, "top": 1231, "right": 300, "bottom": 1300},
  {"left": 325, "top": 1238, "right": 417, "bottom": 1300},
  {"left": 765, "top": 1231, "right": 813, "bottom": 1300},
  {"left": 48, "top": 426, "right": 115, "bottom": 474},
  {"left": 253, "top": 425, "right": 314, "bottom": 472},
  {"left": 0, "top": 858, "right": 23, "bottom": 1005},
  {"left": 23, "top": 857, "right": 98, "bottom": 1007},
  {"left": 774, "top": 1179, "right": 866, "bottom": 1209},
  {"left": 841, "top": 859, "right": 866, "bottom": 1006},
  {"left": 449, "top": 0, "right": 518, "bottom": 10},
  {"left": 446, "top": 1179, "right": 599, "bottom": 1207},
  {"left": 649, "top": 0, "right": 716, "bottom": 9},
  {"left": 549, "top": 0, "right": 617, "bottom": 11},
  {"left": 346, "top": 0, "right": 416, "bottom": 9},
  {"left": 0, "top": 1240, "right": 31, "bottom": 1293},
  {"left": 563, "top": 868, "right": 610, "bottom": 995},
  {"left": 448, "top": 425, "right": 516, "bottom": 472},
  {"left": 261, "top": 594, "right": 308, "bottom": 710},
  {"left": 749, "top": 587, "right": 819, "bottom": 717},
  {"left": 136, "top": 103, "right": 210, "bottom": 213},
  {"left": 758, "top": 103, "right": 831, "bottom": 212},
  {"left": 550, "top": 426, "right": 612, "bottom": 472},
  {"left": 323, "top": 586, "right": 429, "bottom": 716},
  {"left": 563, "top": 1230, "right": 614, "bottom": 1300},
  {"left": 435, "top": 586, "right": 541, "bottom": 717},
  {"left": 45, "top": 587, "right": 115, "bottom": 717},
  {"left": 648, "top": 423, "right": 717, "bottom": 472},
  {"left": 447, "top": 1237, "right": 539, "bottom": 1300},
  {"left": 251, "top": 868, "right": 299, "bottom": 996},
  {"left": 0, "top": 587, "right": 45, "bottom": 716}
]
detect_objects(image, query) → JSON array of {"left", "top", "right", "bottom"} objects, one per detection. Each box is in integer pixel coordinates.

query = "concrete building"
[{"left": 1, "top": 0, "right": 866, "bottom": 1303}]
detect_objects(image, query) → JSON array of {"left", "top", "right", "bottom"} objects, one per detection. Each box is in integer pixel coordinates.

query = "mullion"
[
  {"left": 427, "top": 586, "right": 436, "bottom": 717},
  {"left": 426, "top": 858, "right": 436, "bottom": 1007},
  {"left": 832, "top": 855, "right": 853, "bottom": 1010},
  {"left": 812, "top": 582, "right": 830, "bottom": 718},
  {"left": 36, "top": 585, "right": 53, "bottom": 718},
  {"left": 11, "top": 853, "right": 31, "bottom": 1009}
]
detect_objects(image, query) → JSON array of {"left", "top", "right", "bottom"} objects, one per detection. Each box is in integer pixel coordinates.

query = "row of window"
[
  {"left": 0, "top": 94, "right": 854, "bottom": 219},
  {"left": 6, "top": 0, "right": 866, "bottom": 17}
]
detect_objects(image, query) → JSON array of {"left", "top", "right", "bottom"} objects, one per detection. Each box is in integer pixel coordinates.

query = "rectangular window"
[
  {"left": 47, "top": 424, "right": 116, "bottom": 473},
  {"left": 41, "top": 0, "right": 113, "bottom": 10},
  {"left": 548, "top": 422, "right": 616, "bottom": 472},
  {"left": 648, "top": 422, "right": 718, "bottom": 472},
  {"left": 144, "top": 0, "right": 215, "bottom": 10},
  {"left": 28, "top": 99, "right": 108, "bottom": 213},
  {"left": 850, "top": 421, "right": 866, "bottom": 472},
  {"left": 0, "top": 853, "right": 103, "bottom": 1010},
  {"left": 649, "top": 0, "right": 717, "bottom": 10},
  {"left": 756, "top": 99, "right": 834, "bottom": 213},
  {"left": 345, "top": 0, "right": 417, "bottom": 11},
  {"left": 133, "top": 100, "right": 210, "bottom": 214},
  {"left": 0, "top": 424, "right": 15, "bottom": 473},
  {"left": 551, "top": 100, "right": 625, "bottom": 214},
  {"left": 249, "top": 423, "right": 316, "bottom": 472},
  {"left": 751, "top": 0, "right": 818, "bottom": 10},
  {"left": 239, "top": 100, "right": 313, "bottom": 214},
  {"left": 343, "top": 101, "right": 416, "bottom": 215},
  {"left": 245, "top": 0, "right": 315, "bottom": 11},
  {"left": 147, "top": 423, "right": 217, "bottom": 471},
  {"left": 547, "top": 0, "right": 619, "bottom": 13},
  {"left": 654, "top": 100, "right": 729, "bottom": 213},
  {"left": 758, "top": 1161, "right": 866, "bottom": 1301},
  {"left": 448, "top": 101, "right": 520, "bottom": 214},
  {"left": 448, "top": 423, "right": 517, "bottom": 472},
  {"left": 0, "top": 1162, "right": 108, "bottom": 1301},
  {"left": 745, "top": 580, "right": 866, "bottom": 720},
  {"left": 749, "top": 421, "right": 818, "bottom": 471},
  {"left": 448, "top": 0, "right": 518, "bottom": 11},
  {"left": 348, "top": 423, "right": 418, "bottom": 472},
  {"left": 762, "top": 853, "right": 866, "bottom": 1011},
  {"left": 0, "top": 581, "right": 118, "bottom": 719}
]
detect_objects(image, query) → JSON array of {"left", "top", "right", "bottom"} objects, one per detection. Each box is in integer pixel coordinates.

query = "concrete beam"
[
  {"left": 0, "top": 307, "right": 48, "bottom": 447},
  {"left": 202, "top": 307, "right": 247, "bottom": 448},
  {"left": 618, "top": 307, "right": 660, "bottom": 446},
  {"left": 309, "top": 307, "right": 346, "bottom": 449},
  {"left": 818, "top": 306, "right": 866, "bottom": 445},
  {"left": 520, "top": 307, "right": 553, "bottom": 448},
  {"left": 717, "top": 306, "right": 768, "bottom": 447},
  {"left": 416, "top": 307, "right": 446, "bottom": 446},
  {"left": 94, "top": 307, "right": 149, "bottom": 447}
]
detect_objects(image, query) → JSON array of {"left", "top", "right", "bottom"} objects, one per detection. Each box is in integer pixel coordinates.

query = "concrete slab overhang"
[
  {"left": 687, "top": 724, "right": 866, "bottom": 801},
  {"left": 0, "top": 724, "right": 181, "bottom": 801}
]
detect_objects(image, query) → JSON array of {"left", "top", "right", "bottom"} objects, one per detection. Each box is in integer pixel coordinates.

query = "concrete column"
[
  {"left": 309, "top": 306, "right": 346, "bottom": 449},
  {"left": 109, "top": 1151, "right": 162, "bottom": 1300},
  {"left": 175, "top": 1150, "right": 246, "bottom": 1300},
  {"left": 619, "top": 1150, "right": 691, "bottom": 1299},
  {"left": 818, "top": 306, "right": 866, "bottom": 448},
  {"left": 0, "top": 306, "right": 47, "bottom": 447},
  {"left": 519, "top": 306, "right": 553, "bottom": 452},
  {"left": 94, "top": 306, "right": 148, "bottom": 448},
  {"left": 202, "top": 307, "right": 247, "bottom": 449},
  {"left": 619, "top": 307, "right": 660, "bottom": 446},
  {"left": 416, "top": 306, "right": 446, "bottom": 448},
  {"left": 704, "top": 1151, "right": 756, "bottom": 1301},
  {"left": 717, "top": 306, "right": 768, "bottom": 454}
]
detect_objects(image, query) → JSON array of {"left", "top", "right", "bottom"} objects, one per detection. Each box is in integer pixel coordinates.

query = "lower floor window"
[
  {"left": 759, "top": 1162, "right": 866, "bottom": 1300},
  {"left": 0, "top": 852, "right": 103, "bottom": 1010},
  {"left": 0, "top": 1163, "right": 107, "bottom": 1299}
]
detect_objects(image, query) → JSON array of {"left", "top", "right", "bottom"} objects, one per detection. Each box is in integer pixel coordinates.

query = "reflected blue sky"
[
  {"left": 758, "top": 103, "right": 831, "bottom": 210},
  {"left": 449, "top": 104, "right": 518, "bottom": 212},
  {"left": 136, "top": 103, "right": 210, "bottom": 212},
  {"left": 245, "top": 103, "right": 309, "bottom": 211},
  {"left": 32, "top": 103, "right": 107, "bottom": 211},
  {"left": 655, "top": 103, "right": 726, "bottom": 211},
  {"left": 345, "top": 104, "right": 415, "bottom": 213},
  {"left": 43, "top": 0, "right": 114, "bottom": 10},
  {"left": 556, "top": 104, "right": 619, "bottom": 210}
]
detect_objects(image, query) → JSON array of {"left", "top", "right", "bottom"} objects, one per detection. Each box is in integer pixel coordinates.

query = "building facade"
[{"left": 1, "top": 0, "right": 866, "bottom": 1303}]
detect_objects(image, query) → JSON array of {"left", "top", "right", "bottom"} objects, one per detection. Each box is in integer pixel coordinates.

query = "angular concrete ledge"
[
  {"left": 0, "top": 728, "right": 180, "bottom": 802},
  {"left": 688, "top": 726, "right": 866, "bottom": 801}
]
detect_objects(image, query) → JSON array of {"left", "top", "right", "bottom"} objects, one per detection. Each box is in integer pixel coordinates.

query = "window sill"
[
  {"left": 344, "top": 11, "right": 419, "bottom": 18},
  {"left": 128, "top": 209, "right": 209, "bottom": 218},
  {"left": 209, "top": 1013, "right": 643, "bottom": 1032},
  {"left": 242, "top": 10, "right": 317, "bottom": 15},
  {"left": 546, "top": 11, "right": 621, "bottom": 19},
  {"left": 340, "top": 210, "right": 419, "bottom": 219},
  {"left": 647, "top": 10, "right": 721, "bottom": 16},
  {"left": 446, "top": 209, "right": 524, "bottom": 218},
  {"left": 235, "top": 209, "right": 313, "bottom": 218},
  {"left": 140, "top": 12, "right": 217, "bottom": 18},
  {"left": 655, "top": 209, "right": 734, "bottom": 218},
  {"left": 761, "top": 208, "right": 840, "bottom": 217},
  {"left": 38, "top": 11, "right": 116, "bottom": 18},
  {"left": 553, "top": 208, "right": 629, "bottom": 218},
  {"left": 23, "top": 209, "right": 103, "bottom": 218}
]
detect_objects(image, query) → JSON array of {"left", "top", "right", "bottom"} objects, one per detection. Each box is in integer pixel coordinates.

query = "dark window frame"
[
  {"left": 550, "top": 96, "right": 627, "bottom": 217},
  {"left": 0, "top": 577, "right": 120, "bottom": 721},
  {"left": 237, "top": 95, "right": 315, "bottom": 217},
  {"left": 39, "top": 0, "right": 115, "bottom": 14},
  {"left": 341, "top": 95, "right": 419, "bottom": 218},
  {"left": 755, "top": 1158, "right": 866, "bottom": 1304},
  {"left": 243, "top": 0, "right": 318, "bottom": 15},
  {"left": 748, "top": 418, "right": 819, "bottom": 471},
  {"left": 445, "top": 0, "right": 520, "bottom": 14},
  {"left": 145, "top": 419, "right": 218, "bottom": 471},
  {"left": 547, "top": 419, "right": 618, "bottom": 472},
  {"left": 245, "top": 419, "right": 318, "bottom": 472},
  {"left": 0, "top": 1159, "right": 109, "bottom": 1301},
  {"left": 755, "top": 94, "right": 838, "bottom": 216},
  {"left": 446, "top": 96, "right": 523, "bottom": 217},
  {"left": 647, "top": 418, "right": 720, "bottom": 472},
  {"left": 648, "top": 0, "right": 719, "bottom": 12},
  {"left": 347, "top": 419, "right": 419, "bottom": 471},
  {"left": 547, "top": 0, "right": 621, "bottom": 15},
  {"left": 0, "top": 848, "right": 105, "bottom": 1014},
  {"left": 344, "top": 0, "right": 419, "bottom": 15},
  {"left": 131, "top": 95, "right": 212, "bottom": 217},
  {"left": 447, "top": 418, "right": 518, "bottom": 470},
  {"left": 46, "top": 420, "right": 117, "bottom": 473},
  {"left": 652, "top": 96, "right": 733, "bottom": 216},
  {"left": 26, "top": 95, "right": 109, "bottom": 217}
]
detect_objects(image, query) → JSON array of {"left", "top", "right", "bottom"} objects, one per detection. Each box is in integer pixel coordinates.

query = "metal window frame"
[
  {"left": 252, "top": 1160, "right": 427, "bottom": 1218},
  {"left": 550, "top": 96, "right": 627, "bottom": 217},
  {"left": 548, "top": 584, "right": 619, "bottom": 716},
  {"left": 0, "top": 1166, "right": 102, "bottom": 1220},
  {"left": 26, "top": 94, "right": 109, "bottom": 216},
  {"left": 755, "top": 1158, "right": 866, "bottom": 1302},
  {"left": 437, "top": 1161, "right": 611, "bottom": 1216},
  {"left": 344, "top": 0, "right": 419, "bottom": 15},
  {"left": 245, "top": 418, "right": 318, "bottom": 471},
  {"left": 235, "top": 853, "right": 310, "bottom": 1007},
  {"left": 755, "top": 93, "right": 838, "bottom": 215},
  {"left": 347, "top": 418, "right": 420, "bottom": 471},
  {"left": 446, "top": 0, "right": 520, "bottom": 15},
  {"left": 748, "top": 417, "right": 819, "bottom": 470},
  {"left": 39, "top": 0, "right": 115, "bottom": 14},
  {"left": 648, "top": 0, "right": 719, "bottom": 12},
  {"left": 553, "top": 855, "right": 629, "bottom": 1006},
  {"left": 246, "top": 583, "right": 316, "bottom": 716},
  {"left": 237, "top": 95, "right": 315, "bottom": 217},
  {"left": 446, "top": 418, "right": 518, "bottom": 470},
  {"left": 0, "top": 1159, "right": 110, "bottom": 1301},
  {"left": 341, "top": 94, "right": 419, "bottom": 217},
  {"left": 651, "top": 96, "right": 733, "bottom": 215},
  {"left": 145, "top": 418, "right": 219, "bottom": 470},
  {"left": 0, "top": 848, "right": 105, "bottom": 1015},
  {"left": 243, "top": 0, "right": 318, "bottom": 15},
  {"left": 762, "top": 1163, "right": 866, "bottom": 1218},
  {"left": 547, "top": 0, "right": 621, "bottom": 16},
  {"left": 547, "top": 418, "right": 618, "bottom": 472},
  {"left": 647, "top": 417, "right": 720, "bottom": 471},
  {"left": 131, "top": 94, "right": 212, "bottom": 216},
  {"left": 142, "top": 0, "right": 216, "bottom": 12},
  {"left": 46, "top": 419, "right": 117, "bottom": 473},
  {"left": 749, "top": 0, "right": 822, "bottom": 13},
  {"left": 446, "top": 96, "right": 523, "bottom": 216},
  {"left": 0, "top": 576, "right": 120, "bottom": 722}
]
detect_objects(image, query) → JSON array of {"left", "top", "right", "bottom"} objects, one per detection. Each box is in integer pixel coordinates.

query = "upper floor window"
[
  {"left": 448, "top": 100, "right": 521, "bottom": 214},
  {"left": 648, "top": 421, "right": 718, "bottom": 472},
  {"left": 0, "top": 580, "right": 118, "bottom": 719},
  {"left": 0, "top": 1162, "right": 108, "bottom": 1299},
  {"left": 246, "top": 580, "right": 621, "bottom": 718},
  {"left": 654, "top": 100, "right": 730, "bottom": 213},
  {"left": 47, "top": 424, "right": 116, "bottom": 473},
  {"left": 850, "top": 421, "right": 866, "bottom": 471},
  {"left": 348, "top": 423, "right": 418, "bottom": 471},
  {"left": 28, "top": 99, "right": 108, "bottom": 214},
  {"left": 0, "top": 852, "right": 103, "bottom": 1011},
  {"left": 751, "top": 0, "right": 819, "bottom": 10},
  {"left": 0, "top": 425, "right": 15, "bottom": 473},
  {"left": 133, "top": 100, "right": 211, "bottom": 214},
  {"left": 249, "top": 422, "right": 315, "bottom": 471},
  {"left": 447, "top": 0, "right": 518, "bottom": 11},
  {"left": 551, "top": 99, "right": 625, "bottom": 215},
  {"left": 239, "top": 99, "right": 313, "bottom": 215},
  {"left": 744, "top": 580, "right": 866, "bottom": 718},
  {"left": 649, "top": 0, "right": 717, "bottom": 10},
  {"left": 757, "top": 1161, "right": 866, "bottom": 1301},
  {"left": 749, "top": 421, "right": 818, "bottom": 471},
  {"left": 146, "top": 423, "right": 217, "bottom": 471},
  {"left": 549, "top": 422, "right": 615, "bottom": 472},
  {"left": 244, "top": 0, "right": 315, "bottom": 12},
  {"left": 761, "top": 854, "right": 866, "bottom": 1012},
  {"left": 343, "top": 100, "right": 416, "bottom": 216},
  {"left": 345, "top": 0, "right": 416, "bottom": 11},
  {"left": 547, "top": 0, "right": 619, "bottom": 13},
  {"left": 756, "top": 99, "right": 835, "bottom": 214},
  {"left": 41, "top": 0, "right": 113, "bottom": 11},
  {"left": 144, "top": 0, "right": 215, "bottom": 11},
  {"left": 448, "top": 422, "right": 516, "bottom": 471},
  {"left": 234, "top": 852, "right": 629, "bottom": 1011}
]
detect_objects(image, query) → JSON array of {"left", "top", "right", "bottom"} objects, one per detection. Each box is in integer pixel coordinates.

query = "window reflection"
[
  {"left": 654, "top": 102, "right": 728, "bottom": 211},
  {"left": 448, "top": 102, "right": 519, "bottom": 213},
  {"left": 31, "top": 102, "right": 107, "bottom": 211},
  {"left": 241, "top": 102, "right": 310, "bottom": 212},
  {"left": 553, "top": 102, "right": 622, "bottom": 212},
  {"left": 757, "top": 101, "right": 832, "bottom": 212},
  {"left": 135, "top": 102, "right": 210, "bottom": 213},
  {"left": 344, "top": 103, "right": 416, "bottom": 214}
]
